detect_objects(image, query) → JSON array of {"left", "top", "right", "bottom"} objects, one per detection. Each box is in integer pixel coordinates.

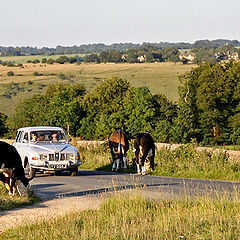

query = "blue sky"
[{"left": 1, "top": 0, "right": 239, "bottom": 47}]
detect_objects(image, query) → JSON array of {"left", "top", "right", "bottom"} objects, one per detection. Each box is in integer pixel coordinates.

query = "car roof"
[{"left": 17, "top": 126, "right": 65, "bottom": 132}]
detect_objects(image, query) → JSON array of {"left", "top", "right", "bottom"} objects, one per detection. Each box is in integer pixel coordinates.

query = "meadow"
[
  {"left": 2, "top": 192, "right": 240, "bottom": 239},
  {"left": 0, "top": 61, "right": 196, "bottom": 116},
  {"left": 78, "top": 141, "right": 240, "bottom": 182},
  {"left": 0, "top": 183, "right": 39, "bottom": 211},
  {"left": 1, "top": 142, "right": 240, "bottom": 238}
]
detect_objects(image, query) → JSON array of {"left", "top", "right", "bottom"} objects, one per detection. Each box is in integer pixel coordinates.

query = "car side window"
[
  {"left": 23, "top": 132, "right": 29, "bottom": 143},
  {"left": 16, "top": 131, "right": 23, "bottom": 142}
]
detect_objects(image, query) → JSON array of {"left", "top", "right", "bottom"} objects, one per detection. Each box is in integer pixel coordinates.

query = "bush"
[{"left": 7, "top": 71, "right": 14, "bottom": 77}]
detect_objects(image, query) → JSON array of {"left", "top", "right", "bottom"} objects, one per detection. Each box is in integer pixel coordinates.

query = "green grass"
[
  {"left": 0, "top": 183, "right": 39, "bottom": 211},
  {"left": 78, "top": 141, "right": 240, "bottom": 182},
  {"left": 2, "top": 192, "right": 240, "bottom": 239},
  {"left": 0, "top": 62, "right": 196, "bottom": 116}
]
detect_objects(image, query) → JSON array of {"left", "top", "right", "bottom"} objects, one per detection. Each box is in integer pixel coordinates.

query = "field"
[
  {"left": 0, "top": 61, "right": 196, "bottom": 116},
  {"left": 2, "top": 193, "right": 240, "bottom": 239}
]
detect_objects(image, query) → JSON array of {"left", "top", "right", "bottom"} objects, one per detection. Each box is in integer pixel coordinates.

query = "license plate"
[{"left": 49, "top": 164, "right": 66, "bottom": 169}]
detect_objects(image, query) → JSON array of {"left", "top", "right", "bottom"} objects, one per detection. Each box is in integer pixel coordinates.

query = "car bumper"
[{"left": 30, "top": 161, "right": 81, "bottom": 171}]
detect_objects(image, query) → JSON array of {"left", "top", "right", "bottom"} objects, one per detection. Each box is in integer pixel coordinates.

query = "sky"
[{"left": 0, "top": 0, "right": 239, "bottom": 47}]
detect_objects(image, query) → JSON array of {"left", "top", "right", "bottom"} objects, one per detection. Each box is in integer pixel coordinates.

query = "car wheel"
[
  {"left": 70, "top": 167, "right": 78, "bottom": 176},
  {"left": 55, "top": 170, "right": 62, "bottom": 176},
  {"left": 25, "top": 161, "right": 36, "bottom": 179}
]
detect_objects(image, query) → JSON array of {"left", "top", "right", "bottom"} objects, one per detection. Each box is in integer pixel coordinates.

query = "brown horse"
[
  {"left": 109, "top": 130, "right": 129, "bottom": 171},
  {"left": 134, "top": 133, "right": 155, "bottom": 175}
]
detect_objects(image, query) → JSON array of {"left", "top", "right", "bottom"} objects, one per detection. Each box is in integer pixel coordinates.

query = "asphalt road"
[{"left": 30, "top": 170, "right": 240, "bottom": 201}]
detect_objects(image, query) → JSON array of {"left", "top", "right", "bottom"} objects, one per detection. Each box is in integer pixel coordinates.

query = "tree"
[
  {"left": 47, "top": 58, "right": 54, "bottom": 64},
  {"left": 9, "top": 84, "right": 86, "bottom": 136},
  {"left": 9, "top": 94, "right": 50, "bottom": 134},
  {"left": 174, "top": 62, "right": 240, "bottom": 145},
  {"left": 77, "top": 77, "right": 130, "bottom": 139},
  {"left": 127, "top": 50, "right": 138, "bottom": 63},
  {"left": 46, "top": 84, "right": 86, "bottom": 135},
  {"left": 0, "top": 112, "right": 8, "bottom": 137},
  {"left": 41, "top": 58, "right": 47, "bottom": 63},
  {"left": 84, "top": 54, "right": 100, "bottom": 63},
  {"left": 55, "top": 56, "right": 69, "bottom": 64},
  {"left": 193, "top": 48, "right": 217, "bottom": 64},
  {"left": 7, "top": 71, "right": 14, "bottom": 77},
  {"left": 33, "top": 59, "right": 40, "bottom": 64},
  {"left": 123, "top": 87, "right": 156, "bottom": 137}
]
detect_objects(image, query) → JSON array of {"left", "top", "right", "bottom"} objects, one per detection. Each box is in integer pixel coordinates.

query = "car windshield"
[{"left": 30, "top": 130, "right": 67, "bottom": 143}]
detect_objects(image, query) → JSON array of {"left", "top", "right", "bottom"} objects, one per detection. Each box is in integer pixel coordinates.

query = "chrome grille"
[{"left": 49, "top": 153, "right": 63, "bottom": 161}]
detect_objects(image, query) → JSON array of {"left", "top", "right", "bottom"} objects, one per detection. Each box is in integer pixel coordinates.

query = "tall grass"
[
  {"left": 0, "top": 183, "right": 39, "bottom": 211},
  {"left": 2, "top": 192, "right": 240, "bottom": 239}
]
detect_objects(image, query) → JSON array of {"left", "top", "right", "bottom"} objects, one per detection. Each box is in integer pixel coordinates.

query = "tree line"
[
  {"left": 0, "top": 61, "right": 240, "bottom": 146},
  {"left": 0, "top": 39, "right": 239, "bottom": 56}
]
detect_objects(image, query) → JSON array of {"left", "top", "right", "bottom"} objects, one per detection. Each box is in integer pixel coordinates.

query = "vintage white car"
[{"left": 13, "top": 126, "right": 81, "bottom": 178}]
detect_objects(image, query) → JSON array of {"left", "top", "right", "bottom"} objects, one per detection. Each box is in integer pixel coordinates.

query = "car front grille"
[
  {"left": 48, "top": 153, "right": 74, "bottom": 161},
  {"left": 49, "top": 153, "right": 64, "bottom": 161}
]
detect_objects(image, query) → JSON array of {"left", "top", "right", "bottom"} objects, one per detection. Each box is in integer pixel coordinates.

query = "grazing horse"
[
  {"left": 134, "top": 133, "right": 155, "bottom": 175},
  {"left": 109, "top": 130, "right": 129, "bottom": 171},
  {"left": 0, "top": 141, "right": 30, "bottom": 196}
]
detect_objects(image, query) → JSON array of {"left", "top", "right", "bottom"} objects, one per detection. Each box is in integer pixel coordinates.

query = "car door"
[{"left": 14, "top": 131, "right": 29, "bottom": 165}]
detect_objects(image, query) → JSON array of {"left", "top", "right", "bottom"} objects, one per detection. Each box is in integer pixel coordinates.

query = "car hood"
[{"left": 29, "top": 142, "right": 73, "bottom": 153}]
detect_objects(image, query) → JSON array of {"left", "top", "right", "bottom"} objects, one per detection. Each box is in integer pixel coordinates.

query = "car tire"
[
  {"left": 55, "top": 170, "right": 62, "bottom": 176},
  {"left": 70, "top": 167, "right": 78, "bottom": 176},
  {"left": 25, "top": 161, "right": 36, "bottom": 179}
]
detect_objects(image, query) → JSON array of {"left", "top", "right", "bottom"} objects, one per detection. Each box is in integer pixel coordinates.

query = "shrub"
[{"left": 7, "top": 71, "right": 14, "bottom": 77}]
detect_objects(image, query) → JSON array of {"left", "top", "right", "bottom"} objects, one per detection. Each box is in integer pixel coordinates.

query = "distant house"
[
  {"left": 215, "top": 51, "right": 239, "bottom": 61},
  {"left": 230, "top": 52, "right": 239, "bottom": 60},
  {"left": 179, "top": 53, "right": 195, "bottom": 62}
]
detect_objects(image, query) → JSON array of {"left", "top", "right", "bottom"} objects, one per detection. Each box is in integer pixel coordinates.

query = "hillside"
[{"left": 0, "top": 62, "right": 196, "bottom": 116}]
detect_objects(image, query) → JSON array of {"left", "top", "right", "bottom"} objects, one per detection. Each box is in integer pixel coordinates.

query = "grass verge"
[
  {"left": 78, "top": 141, "right": 240, "bottom": 182},
  {"left": 2, "top": 192, "right": 240, "bottom": 239},
  {"left": 0, "top": 183, "right": 40, "bottom": 211}
]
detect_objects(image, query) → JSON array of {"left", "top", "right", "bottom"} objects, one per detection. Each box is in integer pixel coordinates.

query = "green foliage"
[
  {"left": 7, "top": 71, "right": 14, "bottom": 77},
  {"left": 174, "top": 61, "right": 240, "bottom": 145},
  {"left": 9, "top": 83, "right": 86, "bottom": 136},
  {"left": 76, "top": 77, "right": 176, "bottom": 140},
  {"left": 46, "top": 83, "right": 86, "bottom": 135},
  {"left": 84, "top": 54, "right": 100, "bottom": 63},
  {"left": 9, "top": 94, "right": 50, "bottom": 133},
  {"left": 41, "top": 58, "right": 47, "bottom": 63},
  {"left": 47, "top": 58, "right": 54, "bottom": 64},
  {"left": 77, "top": 77, "right": 130, "bottom": 138},
  {"left": 7, "top": 61, "right": 240, "bottom": 145},
  {"left": 194, "top": 48, "right": 218, "bottom": 64},
  {"left": 0, "top": 112, "right": 8, "bottom": 137},
  {"left": 55, "top": 55, "right": 69, "bottom": 64},
  {"left": 123, "top": 87, "right": 156, "bottom": 136}
]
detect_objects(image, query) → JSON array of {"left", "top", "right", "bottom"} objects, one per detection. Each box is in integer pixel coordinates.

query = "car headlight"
[
  {"left": 40, "top": 154, "right": 48, "bottom": 161},
  {"left": 66, "top": 153, "right": 76, "bottom": 161}
]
